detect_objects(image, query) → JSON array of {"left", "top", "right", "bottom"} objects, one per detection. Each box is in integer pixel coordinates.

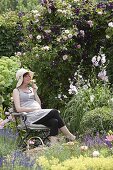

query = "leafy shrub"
[
  {"left": 63, "top": 84, "right": 112, "bottom": 133},
  {"left": 79, "top": 106, "right": 113, "bottom": 135},
  {"left": 0, "top": 11, "right": 23, "bottom": 56},
  {"left": 0, "top": 56, "right": 20, "bottom": 109}
]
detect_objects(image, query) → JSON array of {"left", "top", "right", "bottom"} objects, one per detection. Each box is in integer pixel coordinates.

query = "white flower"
[
  {"left": 80, "top": 146, "right": 88, "bottom": 151},
  {"left": 98, "top": 70, "right": 106, "bottom": 77},
  {"left": 63, "top": 55, "right": 68, "bottom": 60},
  {"left": 87, "top": 20, "right": 93, "bottom": 27},
  {"left": 108, "top": 22, "right": 113, "bottom": 27},
  {"left": 63, "top": 95, "right": 68, "bottom": 98},
  {"left": 97, "top": 55, "right": 101, "bottom": 62},
  {"left": 62, "top": 10, "right": 67, "bottom": 14},
  {"left": 62, "top": 35, "right": 68, "bottom": 41},
  {"left": 98, "top": 70, "right": 108, "bottom": 82},
  {"left": 106, "top": 35, "right": 110, "bottom": 39},
  {"left": 62, "top": 47, "right": 68, "bottom": 50},
  {"left": 65, "top": 30, "right": 70, "bottom": 34},
  {"left": 80, "top": 30, "right": 85, "bottom": 37},
  {"left": 15, "top": 52, "right": 22, "bottom": 56},
  {"left": 35, "top": 19, "right": 39, "bottom": 23},
  {"left": 57, "top": 9, "right": 63, "bottom": 13},
  {"left": 42, "top": 46, "right": 50, "bottom": 51},
  {"left": 74, "top": 72, "right": 77, "bottom": 76},
  {"left": 92, "top": 151, "right": 100, "bottom": 157},
  {"left": 35, "top": 54, "right": 39, "bottom": 58},
  {"left": 34, "top": 13, "right": 40, "bottom": 19},
  {"left": 68, "top": 4, "right": 71, "bottom": 8},
  {"left": 110, "top": 98, "right": 113, "bottom": 102},
  {"left": 29, "top": 34, "right": 33, "bottom": 39},
  {"left": 91, "top": 56, "right": 97, "bottom": 63},
  {"left": 68, "top": 84, "right": 78, "bottom": 94},
  {"left": 90, "top": 95, "right": 95, "bottom": 102},
  {"left": 68, "top": 34, "right": 73, "bottom": 39},
  {"left": 74, "top": 0, "right": 79, "bottom": 2},
  {"left": 58, "top": 94, "right": 61, "bottom": 99},
  {"left": 36, "top": 35, "right": 41, "bottom": 40},
  {"left": 97, "top": 11, "right": 103, "bottom": 15},
  {"left": 101, "top": 55, "right": 106, "bottom": 64},
  {"left": 32, "top": 10, "right": 38, "bottom": 14},
  {"left": 94, "top": 61, "right": 99, "bottom": 66},
  {"left": 56, "top": 37, "right": 61, "bottom": 42},
  {"left": 44, "top": 30, "right": 51, "bottom": 33}
]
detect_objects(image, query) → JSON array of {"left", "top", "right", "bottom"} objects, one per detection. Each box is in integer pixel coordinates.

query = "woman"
[{"left": 13, "top": 68, "right": 75, "bottom": 145}]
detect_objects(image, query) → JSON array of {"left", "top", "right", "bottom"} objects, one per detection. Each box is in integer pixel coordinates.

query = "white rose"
[
  {"left": 65, "top": 30, "right": 70, "bottom": 34},
  {"left": 63, "top": 55, "right": 68, "bottom": 60},
  {"left": 42, "top": 46, "right": 50, "bottom": 51},
  {"left": 68, "top": 34, "right": 73, "bottom": 39},
  {"left": 108, "top": 22, "right": 113, "bottom": 27},
  {"left": 91, "top": 56, "right": 97, "bottom": 63},
  {"left": 106, "top": 35, "right": 110, "bottom": 39},
  {"left": 97, "top": 55, "right": 101, "bottom": 62},
  {"left": 36, "top": 35, "right": 41, "bottom": 40},
  {"left": 92, "top": 151, "right": 100, "bottom": 157},
  {"left": 16, "top": 52, "right": 22, "bottom": 56}
]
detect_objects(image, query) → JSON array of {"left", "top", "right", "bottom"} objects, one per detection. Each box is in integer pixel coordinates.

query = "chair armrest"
[
  {"left": 12, "top": 112, "right": 23, "bottom": 116},
  {"left": 12, "top": 112, "right": 27, "bottom": 116}
]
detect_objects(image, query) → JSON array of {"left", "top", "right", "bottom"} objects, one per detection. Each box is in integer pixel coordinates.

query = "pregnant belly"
[{"left": 21, "top": 101, "right": 41, "bottom": 109}]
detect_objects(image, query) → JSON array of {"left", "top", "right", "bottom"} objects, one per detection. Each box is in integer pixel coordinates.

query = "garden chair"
[{"left": 9, "top": 103, "right": 50, "bottom": 149}]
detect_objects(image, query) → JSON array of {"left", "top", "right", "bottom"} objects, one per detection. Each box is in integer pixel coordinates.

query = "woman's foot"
[{"left": 66, "top": 134, "right": 76, "bottom": 141}]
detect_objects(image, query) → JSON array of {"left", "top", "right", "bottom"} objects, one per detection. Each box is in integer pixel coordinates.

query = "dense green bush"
[
  {"left": 0, "top": 11, "right": 23, "bottom": 56},
  {"left": 79, "top": 106, "right": 113, "bottom": 135},
  {"left": 64, "top": 84, "right": 112, "bottom": 133},
  {"left": 0, "top": 0, "right": 40, "bottom": 14},
  {"left": 0, "top": 56, "right": 20, "bottom": 110}
]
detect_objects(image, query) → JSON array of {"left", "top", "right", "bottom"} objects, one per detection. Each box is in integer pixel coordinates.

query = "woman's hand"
[{"left": 30, "top": 80, "right": 38, "bottom": 92}]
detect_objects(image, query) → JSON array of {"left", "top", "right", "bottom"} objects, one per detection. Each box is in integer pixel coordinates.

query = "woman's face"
[{"left": 23, "top": 72, "right": 31, "bottom": 85}]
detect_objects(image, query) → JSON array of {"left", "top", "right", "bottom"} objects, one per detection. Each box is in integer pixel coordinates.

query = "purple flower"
[
  {"left": 18, "top": 11, "right": 25, "bottom": 18},
  {"left": 106, "top": 2, "right": 113, "bottom": 10},
  {"left": 0, "top": 157, "right": 4, "bottom": 167},
  {"left": 74, "top": 8, "right": 80, "bottom": 15},
  {"left": 97, "top": 3, "right": 106, "bottom": 9}
]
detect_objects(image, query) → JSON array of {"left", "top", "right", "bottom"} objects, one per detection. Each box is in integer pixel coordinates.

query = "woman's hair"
[{"left": 23, "top": 72, "right": 30, "bottom": 77}]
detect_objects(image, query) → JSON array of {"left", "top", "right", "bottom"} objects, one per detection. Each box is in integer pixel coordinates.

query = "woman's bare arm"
[
  {"left": 34, "top": 92, "right": 41, "bottom": 106},
  {"left": 31, "top": 81, "right": 41, "bottom": 106},
  {"left": 13, "top": 89, "right": 39, "bottom": 113}
]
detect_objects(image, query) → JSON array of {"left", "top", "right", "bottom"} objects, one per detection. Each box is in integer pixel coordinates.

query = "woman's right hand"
[{"left": 30, "top": 80, "right": 38, "bottom": 92}]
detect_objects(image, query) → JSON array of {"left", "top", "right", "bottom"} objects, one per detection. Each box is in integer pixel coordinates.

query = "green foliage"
[
  {"left": 37, "top": 155, "right": 113, "bottom": 170},
  {"left": 80, "top": 106, "right": 113, "bottom": 135},
  {"left": 0, "top": 56, "right": 20, "bottom": 109},
  {"left": 0, "top": 11, "right": 23, "bottom": 56},
  {"left": 64, "top": 84, "right": 112, "bottom": 132},
  {"left": 0, "top": 0, "right": 40, "bottom": 14}
]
